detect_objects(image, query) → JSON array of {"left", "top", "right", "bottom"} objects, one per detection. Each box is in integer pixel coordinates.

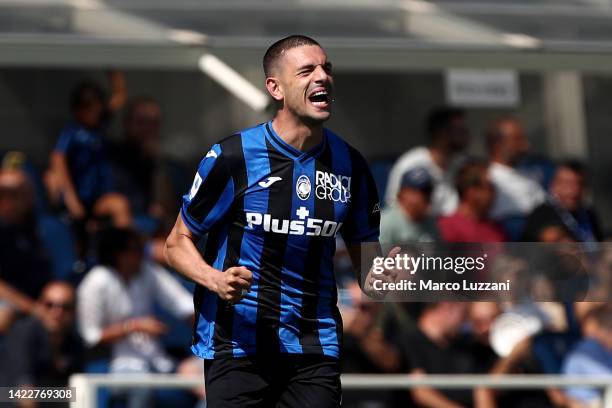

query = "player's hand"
[
  {"left": 212, "top": 266, "right": 253, "bottom": 303},
  {"left": 129, "top": 316, "right": 168, "bottom": 336},
  {"left": 363, "top": 246, "right": 401, "bottom": 300}
]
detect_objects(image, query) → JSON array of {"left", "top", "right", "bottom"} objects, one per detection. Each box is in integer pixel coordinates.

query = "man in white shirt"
[
  {"left": 485, "top": 117, "right": 545, "bottom": 221},
  {"left": 385, "top": 107, "right": 469, "bottom": 216},
  {"left": 77, "top": 227, "right": 194, "bottom": 407}
]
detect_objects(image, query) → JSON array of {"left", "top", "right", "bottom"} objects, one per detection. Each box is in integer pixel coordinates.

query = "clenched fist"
[
  {"left": 363, "top": 246, "right": 401, "bottom": 299},
  {"left": 210, "top": 266, "right": 253, "bottom": 303}
]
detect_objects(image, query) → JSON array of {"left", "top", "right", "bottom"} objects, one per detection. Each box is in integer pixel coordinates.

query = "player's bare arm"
[{"left": 164, "top": 214, "right": 252, "bottom": 303}]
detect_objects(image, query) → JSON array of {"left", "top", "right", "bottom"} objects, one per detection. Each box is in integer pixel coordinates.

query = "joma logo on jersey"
[
  {"left": 245, "top": 206, "right": 342, "bottom": 237},
  {"left": 315, "top": 171, "right": 351, "bottom": 203}
]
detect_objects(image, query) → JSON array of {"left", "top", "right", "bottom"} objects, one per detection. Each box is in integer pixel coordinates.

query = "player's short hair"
[
  {"left": 426, "top": 106, "right": 465, "bottom": 142},
  {"left": 455, "top": 158, "right": 489, "bottom": 200},
  {"left": 263, "top": 35, "right": 321, "bottom": 77},
  {"left": 71, "top": 80, "right": 106, "bottom": 109}
]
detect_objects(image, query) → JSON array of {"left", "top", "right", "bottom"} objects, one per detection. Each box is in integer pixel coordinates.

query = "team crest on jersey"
[{"left": 296, "top": 175, "right": 311, "bottom": 200}]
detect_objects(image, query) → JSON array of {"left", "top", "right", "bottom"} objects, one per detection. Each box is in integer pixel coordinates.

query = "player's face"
[{"left": 278, "top": 45, "right": 334, "bottom": 123}]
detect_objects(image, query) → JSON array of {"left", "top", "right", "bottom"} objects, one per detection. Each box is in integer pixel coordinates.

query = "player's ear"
[{"left": 265, "top": 77, "right": 283, "bottom": 102}]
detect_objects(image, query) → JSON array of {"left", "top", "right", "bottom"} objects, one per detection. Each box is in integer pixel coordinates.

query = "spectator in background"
[
  {"left": 45, "top": 71, "right": 132, "bottom": 228},
  {"left": 1, "top": 282, "right": 83, "bottom": 391},
  {"left": 341, "top": 281, "right": 403, "bottom": 408},
  {"left": 385, "top": 107, "right": 469, "bottom": 216},
  {"left": 380, "top": 167, "right": 440, "bottom": 244},
  {"left": 401, "top": 302, "right": 481, "bottom": 407},
  {"left": 111, "top": 96, "right": 186, "bottom": 231},
  {"left": 523, "top": 161, "right": 602, "bottom": 242},
  {"left": 466, "top": 302, "right": 501, "bottom": 373},
  {"left": 0, "top": 168, "right": 52, "bottom": 332},
  {"left": 77, "top": 227, "right": 193, "bottom": 408},
  {"left": 486, "top": 118, "right": 545, "bottom": 239},
  {"left": 563, "top": 304, "right": 612, "bottom": 407},
  {"left": 479, "top": 303, "right": 602, "bottom": 408},
  {"left": 438, "top": 159, "right": 507, "bottom": 243}
]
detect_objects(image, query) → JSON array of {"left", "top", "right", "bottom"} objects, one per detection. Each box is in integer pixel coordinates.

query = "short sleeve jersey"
[{"left": 181, "top": 121, "right": 380, "bottom": 359}]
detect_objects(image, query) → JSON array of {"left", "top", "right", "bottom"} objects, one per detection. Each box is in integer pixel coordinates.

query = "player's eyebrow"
[{"left": 296, "top": 62, "right": 333, "bottom": 73}]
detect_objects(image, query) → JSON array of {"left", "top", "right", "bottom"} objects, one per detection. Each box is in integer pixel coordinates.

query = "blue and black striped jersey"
[{"left": 181, "top": 121, "right": 380, "bottom": 359}]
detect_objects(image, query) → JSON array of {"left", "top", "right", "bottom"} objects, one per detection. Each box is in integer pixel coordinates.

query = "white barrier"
[{"left": 69, "top": 373, "right": 612, "bottom": 408}]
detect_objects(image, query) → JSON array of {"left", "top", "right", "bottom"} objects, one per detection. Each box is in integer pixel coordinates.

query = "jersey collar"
[{"left": 264, "top": 121, "right": 327, "bottom": 161}]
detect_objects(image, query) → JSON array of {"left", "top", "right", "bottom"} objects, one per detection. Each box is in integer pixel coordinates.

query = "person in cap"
[{"left": 380, "top": 166, "right": 440, "bottom": 244}]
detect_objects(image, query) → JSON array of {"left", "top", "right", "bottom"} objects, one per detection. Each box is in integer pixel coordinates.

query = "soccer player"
[{"left": 165, "top": 35, "right": 391, "bottom": 407}]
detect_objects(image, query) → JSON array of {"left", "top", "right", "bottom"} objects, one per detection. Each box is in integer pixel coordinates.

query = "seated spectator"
[
  {"left": 481, "top": 303, "right": 598, "bottom": 408},
  {"left": 77, "top": 227, "right": 194, "bottom": 408},
  {"left": 438, "top": 159, "right": 507, "bottom": 243},
  {"left": 1, "top": 281, "right": 83, "bottom": 389},
  {"left": 536, "top": 224, "right": 575, "bottom": 243},
  {"left": 465, "top": 302, "right": 501, "bottom": 373},
  {"left": 590, "top": 245, "right": 612, "bottom": 301},
  {"left": 385, "top": 107, "right": 469, "bottom": 216},
  {"left": 485, "top": 118, "right": 545, "bottom": 238},
  {"left": 0, "top": 168, "right": 53, "bottom": 332},
  {"left": 111, "top": 96, "right": 187, "bottom": 230},
  {"left": 340, "top": 281, "right": 403, "bottom": 408},
  {"left": 401, "top": 302, "right": 478, "bottom": 407},
  {"left": 465, "top": 304, "right": 550, "bottom": 407},
  {"left": 45, "top": 72, "right": 132, "bottom": 228},
  {"left": 563, "top": 304, "right": 612, "bottom": 407},
  {"left": 523, "top": 161, "right": 602, "bottom": 242},
  {"left": 380, "top": 167, "right": 440, "bottom": 244}
]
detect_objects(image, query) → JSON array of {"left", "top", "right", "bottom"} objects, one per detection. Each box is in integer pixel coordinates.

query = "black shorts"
[{"left": 204, "top": 354, "right": 341, "bottom": 408}]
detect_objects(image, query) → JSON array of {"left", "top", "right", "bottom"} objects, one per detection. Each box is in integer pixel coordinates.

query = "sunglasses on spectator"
[{"left": 42, "top": 301, "right": 75, "bottom": 311}]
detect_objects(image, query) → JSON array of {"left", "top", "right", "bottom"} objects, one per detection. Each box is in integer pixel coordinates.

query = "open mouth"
[{"left": 308, "top": 89, "right": 330, "bottom": 108}]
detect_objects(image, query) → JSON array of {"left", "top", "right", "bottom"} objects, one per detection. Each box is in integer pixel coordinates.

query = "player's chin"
[{"left": 306, "top": 106, "right": 332, "bottom": 122}]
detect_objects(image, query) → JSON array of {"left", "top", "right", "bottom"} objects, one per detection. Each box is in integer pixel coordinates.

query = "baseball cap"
[{"left": 400, "top": 167, "right": 433, "bottom": 193}]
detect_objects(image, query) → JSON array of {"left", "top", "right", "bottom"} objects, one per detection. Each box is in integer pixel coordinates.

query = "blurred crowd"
[
  {"left": 0, "top": 74, "right": 610, "bottom": 408},
  {"left": 340, "top": 107, "right": 612, "bottom": 408}
]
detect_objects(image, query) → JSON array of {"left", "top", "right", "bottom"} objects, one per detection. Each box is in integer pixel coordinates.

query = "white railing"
[{"left": 69, "top": 374, "right": 612, "bottom": 408}]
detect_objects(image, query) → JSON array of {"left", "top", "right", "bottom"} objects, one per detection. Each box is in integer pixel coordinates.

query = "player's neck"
[{"left": 271, "top": 113, "right": 324, "bottom": 152}]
